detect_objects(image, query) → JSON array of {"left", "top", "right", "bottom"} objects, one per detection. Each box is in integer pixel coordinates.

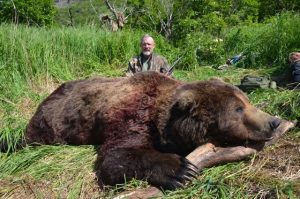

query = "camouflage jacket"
[{"left": 126, "top": 53, "right": 170, "bottom": 76}]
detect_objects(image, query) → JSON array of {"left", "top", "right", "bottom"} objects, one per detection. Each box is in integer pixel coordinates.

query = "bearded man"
[{"left": 126, "top": 34, "right": 170, "bottom": 76}]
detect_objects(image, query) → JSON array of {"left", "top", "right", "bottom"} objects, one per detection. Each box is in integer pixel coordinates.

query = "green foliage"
[
  {"left": 169, "top": 0, "right": 260, "bottom": 43},
  {"left": 199, "top": 12, "right": 226, "bottom": 37},
  {"left": 0, "top": 0, "right": 56, "bottom": 26},
  {"left": 176, "top": 32, "right": 225, "bottom": 68},
  {"left": 125, "top": 0, "right": 171, "bottom": 39},
  {"left": 224, "top": 13, "right": 300, "bottom": 68},
  {"left": 49, "top": 0, "right": 300, "bottom": 71},
  {"left": 258, "top": 0, "right": 300, "bottom": 21},
  {"left": 54, "top": 0, "right": 106, "bottom": 27}
]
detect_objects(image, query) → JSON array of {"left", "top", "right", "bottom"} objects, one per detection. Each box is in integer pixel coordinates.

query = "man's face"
[{"left": 141, "top": 37, "right": 155, "bottom": 56}]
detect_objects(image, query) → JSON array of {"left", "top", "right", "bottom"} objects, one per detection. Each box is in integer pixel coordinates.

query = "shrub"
[{"left": 175, "top": 32, "right": 225, "bottom": 69}]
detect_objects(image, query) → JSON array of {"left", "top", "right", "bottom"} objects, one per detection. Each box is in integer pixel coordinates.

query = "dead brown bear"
[{"left": 23, "top": 71, "right": 281, "bottom": 190}]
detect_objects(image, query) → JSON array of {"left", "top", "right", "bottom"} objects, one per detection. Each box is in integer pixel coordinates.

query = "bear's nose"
[{"left": 269, "top": 118, "right": 281, "bottom": 130}]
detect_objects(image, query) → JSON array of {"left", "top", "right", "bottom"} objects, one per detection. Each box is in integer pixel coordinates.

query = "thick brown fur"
[{"left": 23, "top": 71, "right": 281, "bottom": 190}]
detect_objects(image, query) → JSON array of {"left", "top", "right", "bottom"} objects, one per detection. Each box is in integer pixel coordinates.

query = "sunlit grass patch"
[
  {"left": 249, "top": 89, "right": 300, "bottom": 120},
  {"left": 174, "top": 66, "right": 268, "bottom": 85}
]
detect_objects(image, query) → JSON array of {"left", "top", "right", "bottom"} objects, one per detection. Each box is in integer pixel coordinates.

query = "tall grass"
[
  {"left": 0, "top": 24, "right": 175, "bottom": 81},
  {"left": 224, "top": 12, "right": 300, "bottom": 68}
]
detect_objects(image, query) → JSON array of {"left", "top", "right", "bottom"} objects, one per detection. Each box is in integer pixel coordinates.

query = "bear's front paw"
[
  {"left": 98, "top": 148, "right": 198, "bottom": 190},
  {"left": 146, "top": 154, "right": 198, "bottom": 190}
]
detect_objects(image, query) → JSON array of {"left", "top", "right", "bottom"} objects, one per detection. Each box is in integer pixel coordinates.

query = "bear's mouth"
[
  {"left": 247, "top": 129, "right": 275, "bottom": 142},
  {"left": 262, "top": 136, "right": 274, "bottom": 141},
  {"left": 248, "top": 135, "right": 274, "bottom": 142},
  {"left": 214, "top": 135, "right": 274, "bottom": 148}
]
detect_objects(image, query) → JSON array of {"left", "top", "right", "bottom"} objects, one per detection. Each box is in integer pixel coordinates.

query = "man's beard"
[{"left": 142, "top": 51, "right": 152, "bottom": 56}]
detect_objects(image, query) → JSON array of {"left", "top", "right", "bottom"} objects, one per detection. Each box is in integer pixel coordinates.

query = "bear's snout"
[{"left": 269, "top": 118, "right": 281, "bottom": 131}]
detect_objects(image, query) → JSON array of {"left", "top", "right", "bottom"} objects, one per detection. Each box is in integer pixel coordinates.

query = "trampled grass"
[{"left": 0, "top": 24, "right": 299, "bottom": 198}]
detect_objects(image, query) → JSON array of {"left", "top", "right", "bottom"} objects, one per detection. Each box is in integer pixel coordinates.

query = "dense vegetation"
[
  {"left": 0, "top": 0, "right": 300, "bottom": 198},
  {"left": 0, "top": 0, "right": 56, "bottom": 26}
]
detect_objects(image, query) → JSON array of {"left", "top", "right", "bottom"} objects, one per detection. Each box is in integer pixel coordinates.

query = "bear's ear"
[{"left": 174, "top": 90, "right": 197, "bottom": 113}]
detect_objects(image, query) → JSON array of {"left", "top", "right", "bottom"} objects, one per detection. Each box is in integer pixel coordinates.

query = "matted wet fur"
[{"left": 19, "top": 72, "right": 281, "bottom": 190}]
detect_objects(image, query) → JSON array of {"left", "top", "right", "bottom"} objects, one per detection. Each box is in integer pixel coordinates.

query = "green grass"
[{"left": 0, "top": 23, "right": 299, "bottom": 198}]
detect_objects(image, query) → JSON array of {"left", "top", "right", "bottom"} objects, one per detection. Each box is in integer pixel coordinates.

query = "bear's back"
[{"left": 26, "top": 72, "right": 179, "bottom": 145}]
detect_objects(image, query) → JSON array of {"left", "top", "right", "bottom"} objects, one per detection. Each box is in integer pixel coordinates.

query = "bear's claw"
[
  {"left": 165, "top": 181, "right": 185, "bottom": 190},
  {"left": 162, "top": 157, "right": 198, "bottom": 190}
]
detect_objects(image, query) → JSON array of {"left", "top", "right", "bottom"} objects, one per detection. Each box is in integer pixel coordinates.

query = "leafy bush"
[{"left": 175, "top": 32, "right": 225, "bottom": 68}]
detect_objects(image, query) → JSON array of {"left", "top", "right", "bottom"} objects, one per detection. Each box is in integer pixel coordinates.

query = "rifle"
[{"left": 166, "top": 56, "right": 183, "bottom": 76}]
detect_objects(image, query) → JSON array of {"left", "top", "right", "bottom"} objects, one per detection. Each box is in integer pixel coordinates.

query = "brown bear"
[{"left": 23, "top": 71, "right": 281, "bottom": 190}]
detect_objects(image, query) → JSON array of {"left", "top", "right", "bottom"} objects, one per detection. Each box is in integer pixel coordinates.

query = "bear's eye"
[{"left": 235, "top": 107, "right": 244, "bottom": 113}]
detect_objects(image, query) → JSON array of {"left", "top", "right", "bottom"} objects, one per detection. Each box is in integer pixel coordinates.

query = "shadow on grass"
[{"left": 270, "top": 66, "right": 300, "bottom": 89}]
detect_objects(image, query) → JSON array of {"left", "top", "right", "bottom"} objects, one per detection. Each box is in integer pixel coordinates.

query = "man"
[
  {"left": 126, "top": 34, "right": 170, "bottom": 76},
  {"left": 289, "top": 52, "right": 300, "bottom": 82}
]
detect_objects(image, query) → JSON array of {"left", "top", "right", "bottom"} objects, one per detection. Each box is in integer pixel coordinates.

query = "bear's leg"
[{"left": 96, "top": 147, "right": 198, "bottom": 190}]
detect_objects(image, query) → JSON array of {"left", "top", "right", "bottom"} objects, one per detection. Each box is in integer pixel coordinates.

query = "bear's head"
[{"left": 165, "top": 78, "right": 281, "bottom": 151}]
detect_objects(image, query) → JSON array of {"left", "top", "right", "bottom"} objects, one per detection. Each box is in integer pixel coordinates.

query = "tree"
[
  {"left": 126, "top": 0, "right": 187, "bottom": 40},
  {"left": 0, "top": 0, "right": 56, "bottom": 26},
  {"left": 102, "top": 0, "right": 127, "bottom": 31}
]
